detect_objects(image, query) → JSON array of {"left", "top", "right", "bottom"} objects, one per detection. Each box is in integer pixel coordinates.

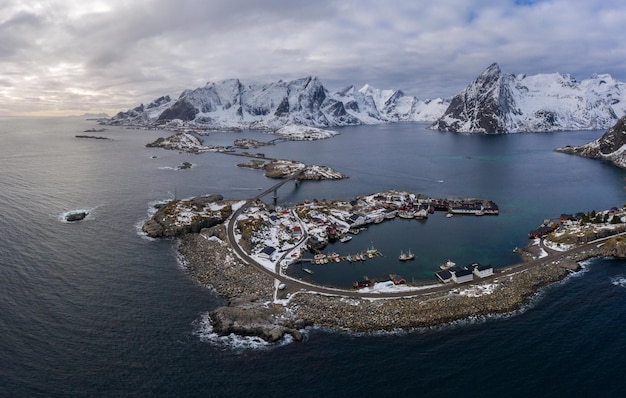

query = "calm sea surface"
[{"left": 1, "top": 117, "right": 625, "bottom": 397}]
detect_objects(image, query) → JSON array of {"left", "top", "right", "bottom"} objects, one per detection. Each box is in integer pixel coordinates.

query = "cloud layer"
[{"left": 1, "top": 0, "right": 625, "bottom": 115}]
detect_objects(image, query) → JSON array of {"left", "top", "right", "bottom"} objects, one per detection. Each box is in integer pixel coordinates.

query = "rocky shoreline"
[
  {"left": 174, "top": 223, "right": 617, "bottom": 342},
  {"left": 146, "top": 194, "right": 626, "bottom": 343}
]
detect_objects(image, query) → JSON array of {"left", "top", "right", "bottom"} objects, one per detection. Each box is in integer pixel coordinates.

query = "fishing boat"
[
  {"left": 440, "top": 259, "right": 456, "bottom": 270},
  {"left": 398, "top": 210, "right": 415, "bottom": 219},
  {"left": 398, "top": 249, "right": 415, "bottom": 261},
  {"left": 366, "top": 244, "right": 377, "bottom": 257}
]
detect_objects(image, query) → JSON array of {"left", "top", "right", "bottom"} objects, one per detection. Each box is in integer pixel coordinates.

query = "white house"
[
  {"left": 473, "top": 264, "right": 494, "bottom": 278},
  {"left": 451, "top": 268, "right": 474, "bottom": 284}
]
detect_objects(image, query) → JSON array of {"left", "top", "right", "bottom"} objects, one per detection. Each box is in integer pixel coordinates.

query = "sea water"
[{"left": 1, "top": 117, "right": 625, "bottom": 397}]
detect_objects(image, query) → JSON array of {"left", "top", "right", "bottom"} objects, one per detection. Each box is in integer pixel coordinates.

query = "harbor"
[{"left": 249, "top": 190, "right": 501, "bottom": 288}]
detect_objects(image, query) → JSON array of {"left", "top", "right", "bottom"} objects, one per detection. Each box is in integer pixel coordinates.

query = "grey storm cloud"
[{"left": 1, "top": 0, "right": 625, "bottom": 115}]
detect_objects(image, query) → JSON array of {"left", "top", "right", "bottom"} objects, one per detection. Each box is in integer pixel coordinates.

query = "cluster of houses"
[
  {"left": 435, "top": 263, "right": 494, "bottom": 284},
  {"left": 241, "top": 191, "right": 502, "bottom": 287},
  {"left": 529, "top": 208, "right": 624, "bottom": 239},
  {"left": 528, "top": 213, "right": 589, "bottom": 239}
]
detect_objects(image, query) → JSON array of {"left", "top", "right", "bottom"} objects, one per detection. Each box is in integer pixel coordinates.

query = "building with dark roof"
[{"left": 451, "top": 268, "right": 474, "bottom": 284}]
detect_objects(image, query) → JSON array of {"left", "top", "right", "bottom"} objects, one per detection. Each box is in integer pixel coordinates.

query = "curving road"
[{"left": 226, "top": 177, "right": 624, "bottom": 299}]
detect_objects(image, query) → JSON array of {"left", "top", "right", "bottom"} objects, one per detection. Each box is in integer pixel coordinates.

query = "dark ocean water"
[{"left": 1, "top": 117, "right": 625, "bottom": 397}]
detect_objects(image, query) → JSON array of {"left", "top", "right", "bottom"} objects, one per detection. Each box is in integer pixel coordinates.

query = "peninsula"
[{"left": 144, "top": 187, "right": 626, "bottom": 343}]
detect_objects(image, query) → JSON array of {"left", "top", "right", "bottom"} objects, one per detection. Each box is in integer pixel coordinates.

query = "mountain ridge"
[
  {"left": 104, "top": 65, "right": 626, "bottom": 134},
  {"left": 104, "top": 76, "right": 448, "bottom": 130},
  {"left": 431, "top": 63, "right": 626, "bottom": 134}
]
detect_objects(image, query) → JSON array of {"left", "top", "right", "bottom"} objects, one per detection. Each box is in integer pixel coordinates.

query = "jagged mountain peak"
[{"left": 432, "top": 63, "right": 626, "bottom": 134}]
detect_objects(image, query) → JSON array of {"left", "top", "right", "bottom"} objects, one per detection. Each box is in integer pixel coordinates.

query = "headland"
[{"left": 144, "top": 187, "right": 626, "bottom": 343}]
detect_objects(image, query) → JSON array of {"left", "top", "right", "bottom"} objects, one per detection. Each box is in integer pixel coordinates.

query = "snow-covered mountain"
[
  {"left": 431, "top": 63, "right": 626, "bottom": 134},
  {"left": 104, "top": 77, "right": 449, "bottom": 129},
  {"left": 556, "top": 115, "right": 626, "bottom": 168}
]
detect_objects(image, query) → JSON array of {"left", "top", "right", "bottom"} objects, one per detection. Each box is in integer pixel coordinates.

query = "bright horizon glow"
[{"left": 1, "top": 0, "right": 626, "bottom": 117}]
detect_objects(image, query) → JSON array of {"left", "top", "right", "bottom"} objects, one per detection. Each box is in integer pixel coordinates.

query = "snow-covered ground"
[{"left": 271, "top": 125, "right": 339, "bottom": 140}]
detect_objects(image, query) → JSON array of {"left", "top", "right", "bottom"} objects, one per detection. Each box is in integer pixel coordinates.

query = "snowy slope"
[
  {"left": 105, "top": 77, "right": 449, "bottom": 129},
  {"left": 556, "top": 115, "right": 626, "bottom": 168},
  {"left": 432, "top": 63, "right": 626, "bottom": 134}
]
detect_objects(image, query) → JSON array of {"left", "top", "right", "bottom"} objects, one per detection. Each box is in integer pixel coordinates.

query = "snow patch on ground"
[{"left": 456, "top": 283, "right": 498, "bottom": 297}]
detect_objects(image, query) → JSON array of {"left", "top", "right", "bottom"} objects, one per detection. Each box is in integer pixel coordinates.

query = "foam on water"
[
  {"left": 610, "top": 275, "right": 626, "bottom": 288},
  {"left": 135, "top": 198, "right": 173, "bottom": 240}
]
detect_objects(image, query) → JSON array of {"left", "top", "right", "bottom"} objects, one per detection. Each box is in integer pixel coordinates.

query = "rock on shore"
[
  {"left": 142, "top": 194, "right": 233, "bottom": 238},
  {"left": 178, "top": 231, "right": 303, "bottom": 342}
]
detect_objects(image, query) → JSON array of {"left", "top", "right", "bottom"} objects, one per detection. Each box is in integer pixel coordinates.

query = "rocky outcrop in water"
[
  {"left": 210, "top": 305, "right": 303, "bottom": 343},
  {"left": 65, "top": 211, "right": 88, "bottom": 222}
]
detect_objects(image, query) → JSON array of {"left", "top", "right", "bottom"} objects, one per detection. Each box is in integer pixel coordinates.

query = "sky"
[{"left": 1, "top": 0, "right": 625, "bottom": 116}]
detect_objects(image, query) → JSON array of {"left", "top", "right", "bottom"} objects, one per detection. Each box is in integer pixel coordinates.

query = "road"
[{"left": 226, "top": 180, "right": 624, "bottom": 299}]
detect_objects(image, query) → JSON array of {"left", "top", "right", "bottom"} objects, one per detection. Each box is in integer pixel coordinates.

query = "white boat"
[
  {"left": 303, "top": 268, "right": 314, "bottom": 274},
  {"left": 398, "top": 210, "right": 415, "bottom": 219},
  {"left": 340, "top": 235, "right": 352, "bottom": 243},
  {"left": 399, "top": 249, "right": 416, "bottom": 261},
  {"left": 414, "top": 209, "right": 428, "bottom": 219},
  {"left": 446, "top": 213, "right": 454, "bottom": 218},
  {"left": 366, "top": 244, "right": 377, "bottom": 258},
  {"left": 440, "top": 259, "right": 456, "bottom": 270}
]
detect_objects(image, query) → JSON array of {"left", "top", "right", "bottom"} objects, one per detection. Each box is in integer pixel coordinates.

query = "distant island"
[{"left": 75, "top": 134, "right": 112, "bottom": 140}]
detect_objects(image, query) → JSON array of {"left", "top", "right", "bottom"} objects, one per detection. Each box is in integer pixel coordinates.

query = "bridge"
[{"left": 253, "top": 168, "right": 306, "bottom": 202}]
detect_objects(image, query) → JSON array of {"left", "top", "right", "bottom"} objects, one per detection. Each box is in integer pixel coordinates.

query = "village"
[{"left": 234, "top": 190, "right": 500, "bottom": 288}]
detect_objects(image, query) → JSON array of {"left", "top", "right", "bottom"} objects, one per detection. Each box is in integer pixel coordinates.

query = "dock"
[{"left": 302, "top": 248, "right": 383, "bottom": 264}]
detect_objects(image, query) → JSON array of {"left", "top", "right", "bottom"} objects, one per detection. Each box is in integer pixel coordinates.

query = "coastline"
[
  {"left": 176, "top": 224, "right": 606, "bottom": 340},
  {"left": 153, "top": 191, "right": 626, "bottom": 343}
]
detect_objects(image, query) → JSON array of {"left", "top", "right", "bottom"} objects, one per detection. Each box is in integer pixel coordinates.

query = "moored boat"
[
  {"left": 398, "top": 210, "right": 415, "bottom": 219},
  {"left": 440, "top": 259, "right": 456, "bottom": 270},
  {"left": 399, "top": 249, "right": 415, "bottom": 261}
]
